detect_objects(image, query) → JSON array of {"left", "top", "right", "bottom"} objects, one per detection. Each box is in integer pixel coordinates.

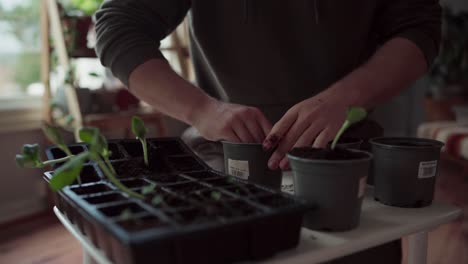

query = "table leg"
[{"left": 408, "top": 231, "right": 428, "bottom": 264}]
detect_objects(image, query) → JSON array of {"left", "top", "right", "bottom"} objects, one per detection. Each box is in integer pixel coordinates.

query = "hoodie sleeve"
[
  {"left": 375, "top": 0, "right": 442, "bottom": 66},
  {"left": 94, "top": 0, "right": 191, "bottom": 86}
]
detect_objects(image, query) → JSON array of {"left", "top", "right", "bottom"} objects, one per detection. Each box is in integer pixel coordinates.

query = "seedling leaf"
[
  {"left": 119, "top": 208, "right": 133, "bottom": 221},
  {"left": 331, "top": 107, "right": 367, "bottom": 150},
  {"left": 131, "top": 116, "right": 147, "bottom": 140},
  {"left": 42, "top": 123, "right": 71, "bottom": 155},
  {"left": 151, "top": 195, "right": 163, "bottom": 206},
  {"left": 141, "top": 183, "right": 156, "bottom": 195},
  {"left": 211, "top": 191, "right": 222, "bottom": 201},
  {"left": 131, "top": 116, "right": 149, "bottom": 166},
  {"left": 16, "top": 144, "right": 42, "bottom": 168},
  {"left": 49, "top": 152, "right": 89, "bottom": 191}
]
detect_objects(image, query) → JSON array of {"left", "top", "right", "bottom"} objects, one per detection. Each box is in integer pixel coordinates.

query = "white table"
[{"left": 54, "top": 185, "right": 461, "bottom": 264}]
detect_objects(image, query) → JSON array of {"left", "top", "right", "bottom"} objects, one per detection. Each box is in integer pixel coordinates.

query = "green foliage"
[
  {"left": 429, "top": 9, "right": 468, "bottom": 98},
  {"left": 211, "top": 191, "right": 222, "bottom": 201},
  {"left": 141, "top": 183, "right": 157, "bottom": 195},
  {"left": 151, "top": 195, "right": 163, "bottom": 206},
  {"left": 13, "top": 52, "right": 41, "bottom": 92},
  {"left": 331, "top": 107, "right": 367, "bottom": 150},
  {"left": 131, "top": 116, "right": 149, "bottom": 166},
  {"left": 61, "top": 0, "right": 104, "bottom": 15},
  {"left": 42, "top": 124, "right": 72, "bottom": 156},
  {"left": 16, "top": 144, "right": 42, "bottom": 168},
  {"left": 49, "top": 152, "right": 89, "bottom": 191},
  {"left": 119, "top": 208, "right": 133, "bottom": 221}
]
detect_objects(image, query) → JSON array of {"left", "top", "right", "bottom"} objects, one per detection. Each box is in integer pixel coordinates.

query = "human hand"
[
  {"left": 263, "top": 90, "right": 352, "bottom": 170},
  {"left": 191, "top": 99, "right": 272, "bottom": 143}
]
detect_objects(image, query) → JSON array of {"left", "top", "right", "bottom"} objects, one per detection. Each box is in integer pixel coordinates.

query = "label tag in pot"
[
  {"left": 227, "top": 159, "right": 249, "bottom": 180},
  {"left": 358, "top": 177, "right": 367, "bottom": 198},
  {"left": 418, "top": 160, "right": 438, "bottom": 179}
]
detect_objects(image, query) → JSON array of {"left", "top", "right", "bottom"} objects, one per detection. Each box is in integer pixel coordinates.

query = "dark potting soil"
[
  {"left": 289, "top": 147, "right": 368, "bottom": 160},
  {"left": 389, "top": 141, "right": 435, "bottom": 147}
]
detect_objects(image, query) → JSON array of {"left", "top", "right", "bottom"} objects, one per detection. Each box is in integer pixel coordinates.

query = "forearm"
[
  {"left": 328, "top": 37, "right": 428, "bottom": 109},
  {"left": 128, "top": 59, "right": 216, "bottom": 125}
]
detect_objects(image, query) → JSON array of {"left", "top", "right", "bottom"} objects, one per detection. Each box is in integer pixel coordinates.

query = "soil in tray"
[
  {"left": 147, "top": 174, "right": 190, "bottom": 185},
  {"left": 70, "top": 183, "right": 113, "bottom": 195},
  {"left": 107, "top": 142, "right": 125, "bottom": 160},
  {"left": 50, "top": 164, "right": 101, "bottom": 185},
  {"left": 289, "top": 147, "right": 367, "bottom": 160},
  {"left": 84, "top": 192, "right": 127, "bottom": 205},
  {"left": 168, "top": 200, "right": 260, "bottom": 225},
  {"left": 168, "top": 156, "right": 205, "bottom": 172},
  {"left": 112, "top": 157, "right": 172, "bottom": 179},
  {"left": 150, "top": 140, "right": 187, "bottom": 155},
  {"left": 224, "top": 184, "right": 273, "bottom": 197},
  {"left": 163, "top": 182, "right": 206, "bottom": 194},
  {"left": 142, "top": 188, "right": 194, "bottom": 209},
  {"left": 99, "top": 202, "right": 147, "bottom": 218},
  {"left": 116, "top": 215, "right": 169, "bottom": 232}
]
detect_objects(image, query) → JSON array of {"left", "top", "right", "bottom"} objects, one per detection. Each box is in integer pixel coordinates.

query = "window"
[{"left": 0, "top": 0, "right": 42, "bottom": 98}]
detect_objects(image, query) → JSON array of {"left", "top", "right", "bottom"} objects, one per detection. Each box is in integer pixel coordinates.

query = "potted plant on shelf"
[
  {"left": 425, "top": 8, "right": 468, "bottom": 121},
  {"left": 15, "top": 117, "right": 307, "bottom": 264},
  {"left": 287, "top": 107, "right": 372, "bottom": 231}
]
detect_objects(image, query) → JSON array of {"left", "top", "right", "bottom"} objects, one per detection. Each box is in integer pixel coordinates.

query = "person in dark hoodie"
[{"left": 95, "top": 0, "right": 440, "bottom": 262}]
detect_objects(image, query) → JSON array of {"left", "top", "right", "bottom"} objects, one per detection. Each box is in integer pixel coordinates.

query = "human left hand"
[{"left": 262, "top": 89, "right": 352, "bottom": 170}]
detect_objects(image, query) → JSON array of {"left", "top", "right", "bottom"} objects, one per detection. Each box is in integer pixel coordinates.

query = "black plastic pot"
[
  {"left": 222, "top": 142, "right": 282, "bottom": 190},
  {"left": 287, "top": 147, "right": 372, "bottom": 231},
  {"left": 327, "top": 137, "right": 363, "bottom": 150},
  {"left": 370, "top": 137, "right": 444, "bottom": 208},
  {"left": 45, "top": 138, "right": 306, "bottom": 264}
]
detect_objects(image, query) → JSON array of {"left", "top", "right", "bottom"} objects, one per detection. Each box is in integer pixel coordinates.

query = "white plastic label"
[
  {"left": 418, "top": 160, "right": 438, "bottom": 179},
  {"left": 227, "top": 159, "right": 249, "bottom": 180},
  {"left": 358, "top": 177, "right": 367, "bottom": 198}
]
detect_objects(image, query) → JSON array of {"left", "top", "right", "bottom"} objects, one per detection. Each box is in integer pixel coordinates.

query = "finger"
[
  {"left": 222, "top": 129, "right": 241, "bottom": 143},
  {"left": 263, "top": 110, "right": 297, "bottom": 150},
  {"left": 254, "top": 110, "right": 273, "bottom": 138},
  {"left": 313, "top": 126, "right": 338, "bottom": 148},
  {"left": 244, "top": 118, "right": 266, "bottom": 143},
  {"left": 293, "top": 124, "right": 323, "bottom": 148},
  {"left": 268, "top": 120, "right": 309, "bottom": 170},
  {"left": 279, "top": 157, "right": 290, "bottom": 171},
  {"left": 232, "top": 120, "right": 256, "bottom": 143}
]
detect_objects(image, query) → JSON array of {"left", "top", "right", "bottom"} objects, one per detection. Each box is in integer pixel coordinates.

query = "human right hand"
[{"left": 190, "top": 99, "right": 272, "bottom": 143}]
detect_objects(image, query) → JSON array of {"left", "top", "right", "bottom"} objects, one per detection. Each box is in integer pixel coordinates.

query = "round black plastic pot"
[
  {"left": 287, "top": 149, "right": 372, "bottom": 231},
  {"left": 370, "top": 137, "right": 444, "bottom": 208},
  {"left": 327, "top": 137, "right": 363, "bottom": 150},
  {"left": 222, "top": 142, "right": 282, "bottom": 190}
]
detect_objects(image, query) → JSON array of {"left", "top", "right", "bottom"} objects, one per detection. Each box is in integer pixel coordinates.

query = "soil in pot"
[
  {"left": 288, "top": 147, "right": 372, "bottom": 231},
  {"left": 327, "top": 137, "right": 363, "bottom": 150},
  {"left": 222, "top": 142, "right": 282, "bottom": 190},
  {"left": 370, "top": 137, "right": 444, "bottom": 208}
]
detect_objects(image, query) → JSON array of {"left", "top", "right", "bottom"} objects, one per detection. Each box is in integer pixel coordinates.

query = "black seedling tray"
[{"left": 45, "top": 138, "right": 306, "bottom": 264}]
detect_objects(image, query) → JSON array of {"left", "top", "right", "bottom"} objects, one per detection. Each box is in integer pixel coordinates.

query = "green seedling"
[
  {"left": 131, "top": 116, "right": 149, "bottom": 167},
  {"left": 119, "top": 208, "right": 133, "bottom": 221},
  {"left": 141, "top": 183, "right": 157, "bottom": 195},
  {"left": 330, "top": 107, "right": 367, "bottom": 150},
  {"left": 151, "top": 195, "right": 164, "bottom": 206},
  {"left": 211, "top": 191, "right": 222, "bottom": 201},
  {"left": 16, "top": 124, "right": 144, "bottom": 199},
  {"left": 78, "top": 127, "right": 144, "bottom": 199}
]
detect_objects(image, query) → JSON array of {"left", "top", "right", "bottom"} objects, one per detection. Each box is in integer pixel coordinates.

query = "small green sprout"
[
  {"left": 42, "top": 123, "right": 72, "bottom": 156},
  {"left": 49, "top": 152, "right": 89, "bottom": 191},
  {"left": 131, "top": 116, "right": 149, "bottom": 167},
  {"left": 151, "top": 195, "right": 163, "bottom": 206},
  {"left": 330, "top": 107, "right": 367, "bottom": 150},
  {"left": 211, "top": 191, "right": 222, "bottom": 201},
  {"left": 119, "top": 208, "right": 133, "bottom": 221},
  {"left": 141, "top": 183, "right": 157, "bottom": 195}
]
